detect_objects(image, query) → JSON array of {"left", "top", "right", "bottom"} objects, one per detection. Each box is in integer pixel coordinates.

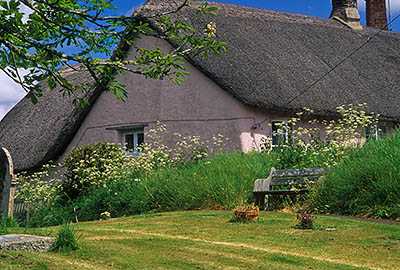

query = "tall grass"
[
  {"left": 50, "top": 223, "right": 79, "bottom": 252},
  {"left": 25, "top": 152, "right": 274, "bottom": 226},
  {"left": 74, "top": 152, "right": 273, "bottom": 221},
  {"left": 310, "top": 130, "right": 400, "bottom": 219}
]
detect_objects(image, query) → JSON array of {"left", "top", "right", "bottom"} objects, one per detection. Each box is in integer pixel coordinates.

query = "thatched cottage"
[{"left": 0, "top": 0, "right": 400, "bottom": 173}]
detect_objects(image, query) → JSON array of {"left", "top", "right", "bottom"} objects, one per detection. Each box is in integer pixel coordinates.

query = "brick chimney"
[
  {"left": 330, "top": 0, "right": 363, "bottom": 30},
  {"left": 366, "top": 0, "right": 388, "bottom": 29}
]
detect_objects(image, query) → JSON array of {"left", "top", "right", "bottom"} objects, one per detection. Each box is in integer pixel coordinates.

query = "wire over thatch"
[
  {"left": 138, "top": 0, "right": 400, "bottom": 118},
  {"left": 1, "top": 0, "right": 400, "bottom": 172}
]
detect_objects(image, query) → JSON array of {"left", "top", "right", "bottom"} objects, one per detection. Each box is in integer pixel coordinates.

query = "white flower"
[{"left": 204, "top": 22, "right": 217, "bottom": 37}]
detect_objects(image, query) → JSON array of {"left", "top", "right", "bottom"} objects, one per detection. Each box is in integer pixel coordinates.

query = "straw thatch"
[
  {"left": 138, "top": 0, "right": 400, "bottom": 117},
  {"left": 1, "top": 0, "right": 400, "bottom": 171},
  {"left": 0, "top": 67, "right": 99, "bottom": 172}
]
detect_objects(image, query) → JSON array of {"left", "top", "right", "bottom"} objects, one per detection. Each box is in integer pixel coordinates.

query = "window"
[
  {"left": 123, "top": 129, "right": 144, "bottom": 155},
  {"left": 105, "top": 124, "right": 148, "bottom": 155},
  {"left": 271, "top": 120, "right": 293, "bottom": 146},
  {"left": 366, "top": 124, "right": 387, "bottom": 140}
]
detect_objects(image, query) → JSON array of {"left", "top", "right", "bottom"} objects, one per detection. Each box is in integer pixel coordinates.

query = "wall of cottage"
[
  {"left": 64, "top": 36, "right": 273, "bottom": 154},
  {"left": 63, "top": 36, "right": 396, "bottom": 157}
]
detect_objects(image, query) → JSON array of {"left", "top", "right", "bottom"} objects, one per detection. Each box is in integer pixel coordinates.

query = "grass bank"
[
  {"left": 29, "top": 152, "right": 275, "bottom": 226},
  {"left": 310, "top": 131, "right": 400, "bottom": 219},
  {"left": 2, "top": 211, "right": 400, "bottom": 270}
]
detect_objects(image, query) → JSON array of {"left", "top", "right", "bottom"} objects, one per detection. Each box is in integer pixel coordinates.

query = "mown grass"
[{"left": 1, "top": 211, "right": 399, "bottom": 270}]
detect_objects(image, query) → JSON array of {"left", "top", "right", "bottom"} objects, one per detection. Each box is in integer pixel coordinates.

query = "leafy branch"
[{"left": 0, "top": 0, "right": 226, "bottom": 105}]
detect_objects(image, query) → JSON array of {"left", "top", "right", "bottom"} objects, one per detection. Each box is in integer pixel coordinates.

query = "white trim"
[
  {"left": 122, "top": 129, "right": 144, "bottom": 156},
  {"left": 366, "top": 124, "right": 387, "bottom": 140},
  {"left": 271, "top": 120, "right": 292, "bottom": 147}
]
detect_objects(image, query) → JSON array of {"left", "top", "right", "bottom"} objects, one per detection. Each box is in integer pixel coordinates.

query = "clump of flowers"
[
  {"left": 262, "top": 104, "right": 380, "bottom": 169},
  {"left": 128, "top": 122, "right": 230, "bottom": 176},
  {"left": 296, "top": 208, "right": 316, "bottom": 229},
  {"left": 204, "top": 22, "right": 217, "bottom": 37},
  {"left": 61, "top": 143, "right": 127, "bottom": 200},
  {"left": 16, "top": 162, "right": 62, "bottom": 217},
  {"left": 231, "top": 199, "right": 259, "bottom": 223},
  {"left": 99, "top": 211, "right": 111, "bottom": 220}
]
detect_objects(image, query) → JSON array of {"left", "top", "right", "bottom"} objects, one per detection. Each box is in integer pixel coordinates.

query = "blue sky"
[
  {"left": 1, "top": 0, "right": 400, "bottom": 119},
  {"left": 111, "top": 0, "right": 400, "bottom": 31}
]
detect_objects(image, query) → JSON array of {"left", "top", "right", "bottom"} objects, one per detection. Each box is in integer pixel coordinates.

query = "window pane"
[
  {"left": 365, "top": 126, "right": 375, "bottom": 139},
  {"left": 125, "top": 134, "right": 134, "bottom": 151},
  {"left": 272, "top": 121, "right": 287, "bottom": 146},
  {"left": 137, "top": 132, "right": 144, "bottom": 149},
  {"left": 378, "top": 125, "right": 387, "bottom": 139}
]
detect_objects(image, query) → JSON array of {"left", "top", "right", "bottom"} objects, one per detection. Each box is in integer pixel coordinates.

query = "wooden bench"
[{"left": 253, "top": 167, "right": 326, "bottom": 210}]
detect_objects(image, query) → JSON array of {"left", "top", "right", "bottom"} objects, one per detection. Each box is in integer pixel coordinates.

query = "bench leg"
[{"left": 255, "top": 194, "right": 266, "bottom": 210}]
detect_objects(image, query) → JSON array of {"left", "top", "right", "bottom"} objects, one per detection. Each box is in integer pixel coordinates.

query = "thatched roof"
[
  {"left": 1, "top": 0, "right": 400, "bottom": 171},
  {"left": 0, "top": 67, "right": 99, "bottom": 172},
  {"left": 138, "top": 0, "right": 400, "bottom": 118}
]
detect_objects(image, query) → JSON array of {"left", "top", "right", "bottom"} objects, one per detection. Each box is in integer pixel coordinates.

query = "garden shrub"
[
  {"left": 309, "top": 130, "right": 400, "bottom": 219},
  {"left": 16, "top": 124, "right": 237, "bottom": 226},
  {"left": 61, "top": 143, "right": 126, "bottom": 200}
]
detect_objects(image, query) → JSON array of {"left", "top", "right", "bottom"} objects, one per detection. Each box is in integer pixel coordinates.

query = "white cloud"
[
  {"left": 358, "top": 0, "right": 400, "bottom": 12},
  {"left": 0, "top": 2, "right": 31, "bottom": 120},
  {"left": 388, "top": 0, "right": 400, "bottom": 12},
  {"left": 0, "top": 71, "right": 27, "bottom": 120}
]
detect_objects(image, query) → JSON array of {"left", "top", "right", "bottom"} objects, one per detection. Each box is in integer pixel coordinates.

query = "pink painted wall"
[
  {"left": 63, "top": 36, "right": 396, "bottom": 158},
  {"left": 64, "top": 36, "right": 272, "bottom": 155}
]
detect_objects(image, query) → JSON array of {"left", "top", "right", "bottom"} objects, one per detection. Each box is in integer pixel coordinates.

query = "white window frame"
[
  {"left": 122, "top": 129, "right": 144, "bottom": 156},
  {"left": 366, "top": 124, "right": 387, "bottom": 140},
  {"left": 271, "top": 120, "right": 293, "bottom": 147}
]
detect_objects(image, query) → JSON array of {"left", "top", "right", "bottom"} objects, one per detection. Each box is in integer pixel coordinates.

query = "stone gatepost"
[{"left": 0, "top": 147, "right": 16, "bottom": 217}]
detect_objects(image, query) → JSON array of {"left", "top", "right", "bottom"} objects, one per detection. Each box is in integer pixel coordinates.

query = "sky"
[{"left": 1, "top": 0, "right": 400, "bottom": 120}]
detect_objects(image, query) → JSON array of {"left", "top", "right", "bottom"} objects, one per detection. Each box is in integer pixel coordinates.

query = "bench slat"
[
  {"left": 253, "top": 167, "right": 326, "bottom": 210},
  {"left": 273, "top": 168, "right": 326, "bottom": 177},
  {"left": 270, "top": 176, "right": 320, "bottom": 186},
  {"left": 254, "top": 189, "right": 310, "bottom": 195}
]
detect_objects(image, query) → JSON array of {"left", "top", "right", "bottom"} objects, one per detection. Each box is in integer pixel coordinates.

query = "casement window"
[
  {"left": 122, "top": 130, "right": 144, "bottom": 154},
  {"left": 271, "top": 120, "right": 293, "bottom": 146},
  {"left": 106, "top": 124, "right": 148, "bottom": 155},
  {"left": 366, "top": 124, "right": 387, "bottom": 140}
]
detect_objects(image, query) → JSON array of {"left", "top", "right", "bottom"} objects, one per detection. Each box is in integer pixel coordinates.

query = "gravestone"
[{"left": 0, "top": 147, "right": 16, "bottom": 217}]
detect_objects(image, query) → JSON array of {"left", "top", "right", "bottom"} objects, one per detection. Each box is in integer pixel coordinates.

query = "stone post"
[{"left": 0, "top": 147, "right": 16, "bottom": 218}]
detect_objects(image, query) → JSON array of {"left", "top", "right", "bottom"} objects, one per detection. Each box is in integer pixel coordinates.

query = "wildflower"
[
  {"left": 204, "top": 22, "right": 217, "bottom": 37},
  {"left": 100, "top": 211, "right": 111, "bottom": 220}
]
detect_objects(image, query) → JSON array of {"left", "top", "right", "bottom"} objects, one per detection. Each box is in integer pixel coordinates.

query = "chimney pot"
[{"left": 330, "top": 0, "right": 363, "bottom": 30}]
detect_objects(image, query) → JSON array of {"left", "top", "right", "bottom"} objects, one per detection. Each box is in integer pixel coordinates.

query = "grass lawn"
[{"left": 1, "top": 211, "right": 399, "bottom": 270}]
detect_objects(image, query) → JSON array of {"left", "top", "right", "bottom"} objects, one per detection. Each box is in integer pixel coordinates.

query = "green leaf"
[{"left": 47, "top": 76, "right": 57, "bottom": 90}]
